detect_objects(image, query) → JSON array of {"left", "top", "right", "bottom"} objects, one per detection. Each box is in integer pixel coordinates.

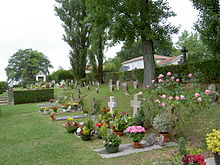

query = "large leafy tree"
[
  {"left": 55, "top": 0, "right": 90, "bottom": 80},
  {"left": 175, "top": 30, "right": 209, "bottom": 63},
  {"left": 100, "top": 0, "right": 178, "bottom": 87},
  {"left": 191, "top": 0, "right": 220, "bottom": 57},
  {"left": 5, "top": 49, "right": 52, "bottom": 81}
]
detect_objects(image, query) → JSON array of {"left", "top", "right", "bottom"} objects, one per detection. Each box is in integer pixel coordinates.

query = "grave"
[
  {"left": 94, "top": 142, "right": 177, "bottom": 159},
  {"left": 130, "top": 94, "right": 141, "bottom": 117},
  {"left": 116, "top": 80, "right": 120, "bottom": 90},
  {"left": 55, "top": 115, "right": 88, "bottom": 121},
  {"left": 208, "top": 84, "right": 219, "bottom": 105},
  {"left": 95, "top": 88, "right": 99, "bottom": 94},
  {"left": 109, "top": 79, "right": 114, "bottom": 92},
  {"left": 108, "top": 96, "right": 117, "bottom": 114},
  {"left": 133, "top": 80, "right": 138, "bottom": 89},
  {"left": 123, "top": 82, "right": 129, "bottom": 95}
]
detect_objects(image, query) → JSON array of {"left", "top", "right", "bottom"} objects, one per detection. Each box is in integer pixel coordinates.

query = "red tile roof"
[
  {"left": 122, "top": 55, "right": 170, "bottom": 64},
  {"left": 158, "top": 56, "right": 180, "bottom": 64}
]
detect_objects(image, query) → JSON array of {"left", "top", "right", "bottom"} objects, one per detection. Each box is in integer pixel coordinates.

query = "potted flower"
[
  {"left": 206, "top": 129, "right": 220, "bottom": 164},
  {"left": 49, "top": 115, "right": 55, "bottom": 121},
  {"left": 63, "top": 118, "right": 79, "bottom": 133},
  {"left": 95, "top": 122, "right": 106, "bottom": 139},
  {"left": 152, "top": 112, "right": 173, "bottom": 142},
  {"left": 51, "top": 106, "right": 59, "bottom": 113},
  {"left": 43, "top": 107, "right": 50, "bottom": 115},
  {"left": 79, "top": 119, "right": 94, "bottom": 141},
  {"left": 182, "top": 154, "right": 206, "bottom": 165},
  {"left": 103, "top": 134, "right": 121, "bottom": 153},
  {"left": 113, "top": 112, "right": 128, "bottom": 136},
  {"left": 125, "top": 126, "right": 146, "bottom": 148}
]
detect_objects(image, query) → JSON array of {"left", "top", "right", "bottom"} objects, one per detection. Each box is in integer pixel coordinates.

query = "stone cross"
[
  {"left": 109, "top": 79, "right": 113, "bottom": 92},
  {"left": 116, "top": 80, "right": 120, "bottom": 90},
  {"left": 123, "top": 82, "right": 129, "bottom": 95},
  {"left": 130, "top": 94, "right": 141, "bottom": 116},
  {"left": 208, "top": 84, "right": 219, "bottom": 105},
  {"left": 133, "top": 80, "right": 138, "bottom": 89},
  {"left": 108, "top": 96, "right": 117, "bottom": 114}
]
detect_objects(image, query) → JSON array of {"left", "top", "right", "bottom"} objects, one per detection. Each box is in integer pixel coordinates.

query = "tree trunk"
[
  {"left": 142, "top": 39, "right": 156, "bottom": 88},
  {"left": 97, "top": 36, "right": 104, "bottom": 83}
]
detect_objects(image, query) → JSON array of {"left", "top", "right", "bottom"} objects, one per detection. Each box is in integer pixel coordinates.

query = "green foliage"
[
  {"left": 14, "top": 89, "right": 54, "bottom": 104},
  {"left": 178, "top": 137, "right": 187, "bottom": 156},
  {"left": 0, "top": 81, "right": 8, "bottom": 94},
  {"left": 152, "top": 112, "right": 173, "bottom": 133},
  {"left": 192, "top": 0, "right": 220, "bottom": 57},
  {"left": 55, "top": 0, "right": 89, "bottom": 80},
  {"left": 48, "top": 69, "right": 74, "bottom": 82},
  {"left": 114, "top": 114, "right": 128, "bottom": 132},
  {"left": 5, "top": 49, "right": 52, "bottom": 81},
  {"left": 103, "top": 134, "right": 121, "bottom": 147},
  {"left": 133, "top": 108, "right": 145, "bottom": 127},
  {"left": 104, "top": 57, "right": 122, "bottom": 72}
]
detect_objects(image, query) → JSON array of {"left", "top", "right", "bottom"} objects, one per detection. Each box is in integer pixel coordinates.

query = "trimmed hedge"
[
  {"left": 103, "top": 59, "right": 220, "bottom": 83},
  {"left": 14, "top": 89, "right": 54, "bottom": 104}
]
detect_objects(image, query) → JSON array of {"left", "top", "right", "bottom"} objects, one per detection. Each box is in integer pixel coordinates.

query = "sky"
[{"left": 0, "top": 0, "right": 198, "bottom": 81}]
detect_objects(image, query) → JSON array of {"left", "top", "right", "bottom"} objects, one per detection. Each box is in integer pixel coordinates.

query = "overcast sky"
[{"left": 0, "top": 0, "right": 198, "bottom": 81}]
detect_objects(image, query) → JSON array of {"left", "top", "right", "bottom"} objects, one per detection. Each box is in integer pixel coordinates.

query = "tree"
[
  {"left": 5, "top": 49, "right": 52, "bottom": 81},
  {"left": 98, "top": 0, "right": 178, "bottom": 87},
  {"left": 55, "top": 0, "right": 90, "bottom": 80},
  {"left": 191, "top": 0, "right": 220, "bottom": 57},
  {"left": 104, "top": 57, "right": 122, "bottom": 72},
  {"left": 175, "top": 30, "right": 209, "bottom": 62},
  {"left": 48, "top": 69, "right": 74, "bottom": 82}
]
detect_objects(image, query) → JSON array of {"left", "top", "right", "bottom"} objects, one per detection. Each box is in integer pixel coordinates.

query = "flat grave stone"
[
  {"left": 55, "top": 115, "right": 88, "bottom": 121},
  {"left": 94, "top": 142, "right": 177, "bottom": 159}
]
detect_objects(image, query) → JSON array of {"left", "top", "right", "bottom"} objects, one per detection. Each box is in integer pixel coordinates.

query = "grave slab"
[
  {"left": 205, "top": 157, "right": 216, "bottom": 165},
  {"left": 55, "top": 115, "right": 88, "bottom": 121},
  {"left": 94, "top": 142, "right": 177, "bottom": 158}
]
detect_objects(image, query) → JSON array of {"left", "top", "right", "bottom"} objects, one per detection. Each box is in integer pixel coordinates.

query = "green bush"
[
  {"left": 14, "top": 89, "right": 54, "bottom": 104},
  {"left": 0, "top": 81, "right": 8, "bottom": 94}
]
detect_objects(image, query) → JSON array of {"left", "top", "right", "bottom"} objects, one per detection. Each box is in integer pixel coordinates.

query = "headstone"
[
  {"left": 77, "top": 87, "right": 81, "bottom": 94},
  {"left": 130, "top": 94, "right": 141, "bottom": 117},
  {"left": 109, "top": 79, "right": 113, "bottom": 92},
  {"left": 133, "top": 80, "right": 138, "bottom": 89},
  {"left": 97, "top": 82, "right": 100, "bottom": 88},
  {"left": 7, "top": 87, "right": 14, "bottom": 105},
  {"left": 108, "top": 96, "right": 117, "bottom": 114},
  {"left": 95, "top": 88, "right": 99, "bottom": 94},
  {"left": 91, "top": 97, "right": 96, "bottom": 115},
  {"left": 86, "top": 85, "right": 90, "bottom": 90},
  {"left": 123, "top": 82, "right": 129, "bottom": 95},
  {"left": 77, "top": 93, "right": 82, "bottom": 111},
  {"left": 116, "top": 80, "right": 120, "bottom": 90},
  {"left": 208, "top": 84, "right": 219, "bottom": 104},
  {"left": 74, "top": 81, "right": 78, "bottom": 88},
  {"left": 84, "top": 82, "right": 86, "bottom": 86},
  {"left": 92, "top": 81, "right": 95, "bottom": 86}
]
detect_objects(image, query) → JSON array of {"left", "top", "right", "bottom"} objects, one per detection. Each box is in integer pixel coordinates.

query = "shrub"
[
  {"left": 14, "top": 89, "right": 54, "bottom": 104},
  {"left": 0, "top": 81, "right": 8, "bottom": 94}
]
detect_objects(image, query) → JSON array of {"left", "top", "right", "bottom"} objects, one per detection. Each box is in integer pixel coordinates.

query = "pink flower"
[
  {"left": 176, "top": 79, "right": 180, "bottom": 82},
  {"left": 151, "top": 80, "right": 155, "bottom": 83},
  {"left": 197, "top": 97, "right": 202, "bottom": 102},
  {"left": 161, "top": 94, "right": 166, "bottom": 99},
  {"left": 167, "top": 72, "right": 172, "bottom": 76},
  {"left": 159, "top": 103, "right": 166, "bottom": 107},
  {"left": 121, "top": 112, "right": 126, "bottom": 114},
  {"left": 158, "top": 79, "right": 163, "bottom": 83},
  {"left": 188, "top": 73, "right": 193, "bottom": 78},
  {"left": 205, "top": 90, "right": 210, "bottom": 95},
  {"left": 158, "top": 74, "right": 164, "bottom": 78},
  {"left": 171, "top": 76, "right": 175, "bottom": 81},
  {"left": 168, "top": 96, "right": 174, "bottom": 100},
  {"left": 146, "top": 85, "right": 150, "bottom": 88},
  {"left": 175, "top": 96, "right": 180, "bottom": 100},
  {"left": 180, "top": 95, "right": 185, "bottom": 100},
  {"left": 195, "top": 93, "right": 200, "bottom": 97}
]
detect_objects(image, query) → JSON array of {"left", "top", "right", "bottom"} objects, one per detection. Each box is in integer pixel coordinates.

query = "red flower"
[
  {"left": 50, "top": 115, "right": 54, "bottom": 118},
  {"left": 121, "top": 112, "right": 126, "bottom": 114},
  {"left": 96, "top": 123, "right": 102, "bottom": 127}
]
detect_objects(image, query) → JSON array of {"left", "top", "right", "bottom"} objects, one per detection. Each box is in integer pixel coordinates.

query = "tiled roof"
[
  {"left": 158, "top": 56, "right": 180, "bottom": 65},
  {"left": 122, "top": 55, "right": 170, "bottom": 64}
]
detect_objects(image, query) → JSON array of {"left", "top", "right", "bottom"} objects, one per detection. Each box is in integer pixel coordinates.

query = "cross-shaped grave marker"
[
  {"left": 130, "top": 94, "right": 141, "bottom": 117},
  {"left": 108, "top": 96, "right": 117, "bottom": 114}
]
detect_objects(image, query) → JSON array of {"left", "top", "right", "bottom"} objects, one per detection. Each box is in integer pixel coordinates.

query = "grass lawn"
[{"left": 0, "top": 84, "right": 219, "bottom": 164}]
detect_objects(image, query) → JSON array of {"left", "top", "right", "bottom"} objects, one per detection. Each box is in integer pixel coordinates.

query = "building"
[
  {"left": 121, "top": 55, "right": 184, "bottom": 71},
  {"left": 35, "top": 71, "right": 46, "bottom": 82}
]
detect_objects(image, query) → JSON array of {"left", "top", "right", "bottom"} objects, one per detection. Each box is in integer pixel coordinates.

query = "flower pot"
[
  {"left": 50, "top": 118, "right": 55, "bottom": 121},
  {"left": 133, "top": 141, "right": 142, "bottom": 148},
  {"left": 81, "top": 135, "right": 90, "bottom": 141},
  {"left": 214, "top": 153, "right": 220, "bottom": 164},
  {"left": 159, "top": 132, "right": 169, "bottom": 142},
  {"left": 114, "top": 131, "right": 124, "bottom": 137},
  {"left": 105, "top": 145, "right": 119, "bottom": 153}
]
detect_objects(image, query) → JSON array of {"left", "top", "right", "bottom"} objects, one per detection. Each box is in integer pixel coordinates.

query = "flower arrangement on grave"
[
  {"left": 125, "top": 126, "right": 146, "bottom": 148},
  {"left": 182, "top": 154, "right": 206, "bottom": 165},
  {"left": 113, "top": 112, "right": 128, "bottom": 136},
  {"left": 51, "top": 106, "right": 59, "bottom": 113},
  {"left": 79, "top": 119, "right": 94, "bottom": 141},
  {"left": 103, "top": 133, "right": 121, "bottom": 153},
  {"left": 100, "top": 107, "right": 112, "bottom": 126},
  {"left": 95, "top": 122, "right": 104, "bottom": 138},
  {"left": 63, "top": 118, "right": 79, "bottom": 133},
  {"left": 206, "top": 129, "right": 220, "bottom": 154}
]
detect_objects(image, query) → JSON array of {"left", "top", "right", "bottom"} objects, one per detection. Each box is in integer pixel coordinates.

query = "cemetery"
[{"left": 0, "top": 0, "right": 219, "bottom": 165}]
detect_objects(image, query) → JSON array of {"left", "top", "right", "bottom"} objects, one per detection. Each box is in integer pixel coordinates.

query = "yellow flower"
[{"left": 206, "top": 129, "right": 220, "bottom": 153}]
